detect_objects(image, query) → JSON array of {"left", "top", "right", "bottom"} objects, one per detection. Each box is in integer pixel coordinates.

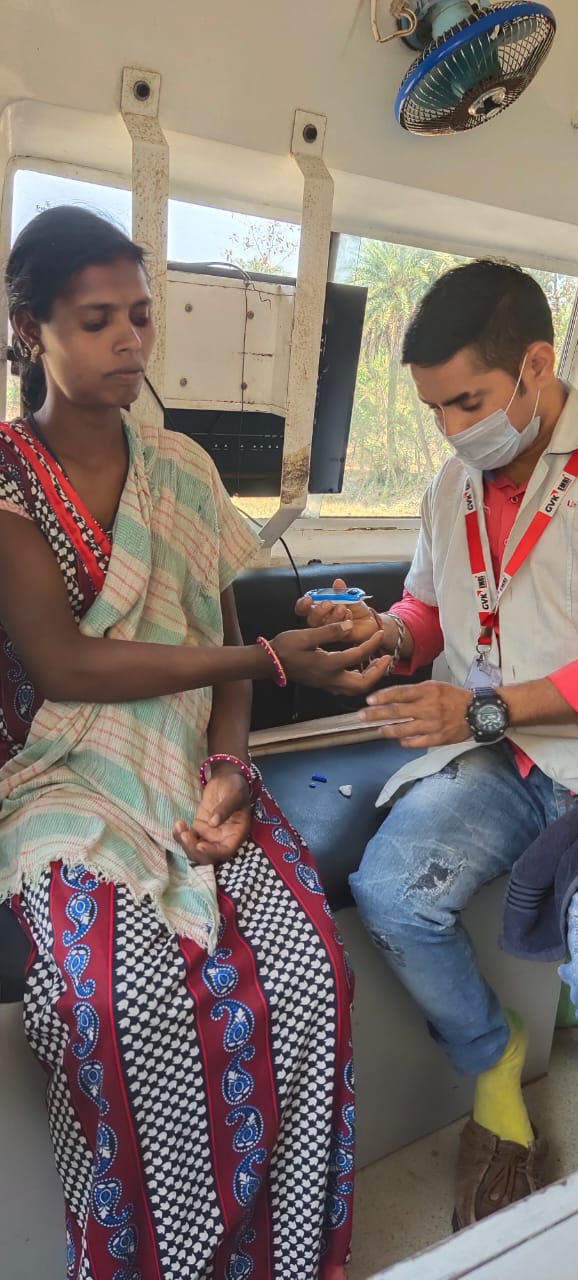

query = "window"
[
  {"left": 322, "top": 235, "right": 578, "bottom": 518},
  {"left": 8, "top": 172, "right": 577, "bottom": 524},
  {"left": 6, "top": 169, "right": 300, "bottom": 422},
  {"left": 11, "top": 169, "right": 301, "bottom": 271}
]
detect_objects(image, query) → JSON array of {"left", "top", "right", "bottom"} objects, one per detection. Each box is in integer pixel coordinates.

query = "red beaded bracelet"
[{"left": 256, "top": 635, "right": 288, "bottom": 687}]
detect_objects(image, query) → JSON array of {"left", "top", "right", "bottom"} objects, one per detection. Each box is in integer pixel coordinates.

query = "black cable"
[
  {"left": 145, "top": 380, "right": 305, "bottom": 651},
  {"left": 144, "top": 389, "right": 306, "bottom": 718},
  {"left": 144, "top": 375, "right": 180, "bottom": 433},
  {"left": 235, "top": 503, "right": 303, "bottom": 601},
  {"left": 153, "top": 259, "right": 254, "bottom": 494},
  {"left": 277, "top": 535, "right": 304, "bottom": 598}
]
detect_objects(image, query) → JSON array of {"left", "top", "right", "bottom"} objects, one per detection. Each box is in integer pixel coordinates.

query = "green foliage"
[
  {"left": 187, "top": 217, "right": 578, "bottom": 517},
  {"left": 224, "top": 217, "right": 300, "bottom": 276},
  {"left": 6, "top": 376, "right": 20, "bottom": 421},
  {"left": 323, "top": 242, "right": 577, "bottom": 516}
]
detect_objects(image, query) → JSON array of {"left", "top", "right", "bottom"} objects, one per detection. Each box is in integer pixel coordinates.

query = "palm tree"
[
  {"left": 335, "top": 240, "right": 577, "bottom": 514},
  {"left": 349, "top": 239, "right": 461, "bottom": 485}
]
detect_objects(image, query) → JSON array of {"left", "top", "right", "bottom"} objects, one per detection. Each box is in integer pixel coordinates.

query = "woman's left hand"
[{"left": 173, "top": 769, "right": 252, "bottom": 864}]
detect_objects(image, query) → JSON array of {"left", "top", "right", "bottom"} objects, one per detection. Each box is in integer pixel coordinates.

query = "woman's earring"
[{"left": 30, "top": 344, "right": 41, "bottom": 363}]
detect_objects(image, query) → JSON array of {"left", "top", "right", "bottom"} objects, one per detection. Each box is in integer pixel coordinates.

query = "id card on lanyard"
[{"left": 463, "top": 450, "right": 578, "bottom": 691}]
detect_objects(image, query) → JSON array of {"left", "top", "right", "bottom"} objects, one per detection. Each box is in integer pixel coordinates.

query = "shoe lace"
[{"left": 485, "top": 1146, "right": 533, "bottom": 1205}]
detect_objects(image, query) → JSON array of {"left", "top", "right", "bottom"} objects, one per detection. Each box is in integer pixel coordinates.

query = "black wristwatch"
[{"left": 466, "top": 689, "right": 510, "bottom": 744}]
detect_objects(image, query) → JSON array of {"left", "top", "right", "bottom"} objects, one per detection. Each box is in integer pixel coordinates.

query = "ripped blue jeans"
[{"left": 350, "top": 742, "right": 577, "bottom": 1075}]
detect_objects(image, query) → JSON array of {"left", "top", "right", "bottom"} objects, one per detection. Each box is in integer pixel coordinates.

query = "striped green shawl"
[{"left": 0, "top": 418, "right": 259, "bottom": 949}]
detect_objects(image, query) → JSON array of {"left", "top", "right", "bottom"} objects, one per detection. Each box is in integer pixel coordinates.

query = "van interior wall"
[
  {"left": 2, "top": 1, "right": 578, "bottom": 570},
  {"left": 1, "top": 0, "right": 578, "bottom": 270}
]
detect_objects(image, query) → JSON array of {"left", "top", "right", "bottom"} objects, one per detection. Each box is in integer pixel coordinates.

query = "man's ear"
[{"left": 526, "top": 341, "right": 556, "bottom": 388}]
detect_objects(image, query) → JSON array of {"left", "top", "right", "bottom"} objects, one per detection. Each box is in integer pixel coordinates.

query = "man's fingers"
[
  {"left": 360, "top": 700, "right": 421, "bottom": 722},
  {"left": 294, "top": 597, "right": 351, "bottom": 625},
  {"left": 313, "top": 602, "right": 351, "bottom": 625},
  {"left": 366, "top": 683, "right": 422, "bottom": 707},
  {"left": 373, "top": 720, "right": 422, "bottom": 739}
]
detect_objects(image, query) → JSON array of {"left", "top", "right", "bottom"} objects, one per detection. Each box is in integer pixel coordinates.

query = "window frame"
[{"left": 4, "top": 161, "right": 578, "bottom": 543}]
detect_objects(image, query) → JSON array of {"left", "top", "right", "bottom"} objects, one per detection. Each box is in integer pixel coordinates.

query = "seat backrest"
[
  {"left": 234, "top": 559, "right": 430, "bottom": 730},
  {"left": 0, "top": 903, "right": 30, "bottom": 1003}
]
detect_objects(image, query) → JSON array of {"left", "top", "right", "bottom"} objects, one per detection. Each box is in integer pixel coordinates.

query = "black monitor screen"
[{"left": 164, "top": 265, "right": 367, "bottom": 497}]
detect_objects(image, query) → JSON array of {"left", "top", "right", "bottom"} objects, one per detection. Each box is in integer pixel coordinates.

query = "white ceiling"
[{"left": 1, "top": 1, "right": 578, "bottom": 266}]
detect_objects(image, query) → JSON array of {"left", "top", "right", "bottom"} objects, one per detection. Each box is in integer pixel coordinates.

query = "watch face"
[
  {"left": 469, "top": 693, "right": 508, "bottom": 742},
  {"left": 476, "top": 703, "right": 507, "bottom": 733}
]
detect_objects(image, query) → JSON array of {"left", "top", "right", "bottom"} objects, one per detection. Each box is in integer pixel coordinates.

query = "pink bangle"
[
  {"left": 199, "top": 754, "right": 262, "bottom": 801},
  {"left": 256, "top": 636, "right": 288, "bottom": 688},
  {"left": 200, "top": 753, "right": 252, "bottom": 788}
]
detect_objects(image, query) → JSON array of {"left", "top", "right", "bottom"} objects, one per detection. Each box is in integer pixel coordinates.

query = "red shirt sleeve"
[
  {"left": 387, "top": 589, "right": 444, "bottom": 675},
  {"left": 547, "top": 662, "right": 578, "bottom": 714}
]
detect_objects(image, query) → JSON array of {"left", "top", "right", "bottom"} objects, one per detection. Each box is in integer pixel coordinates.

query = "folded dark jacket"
[{"left": 501, "top": 806, "right": 578, "bottom": 962}]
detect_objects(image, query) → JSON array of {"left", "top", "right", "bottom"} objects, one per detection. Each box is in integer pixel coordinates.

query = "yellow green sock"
[{"left": 473, "top": 1010, "right": 534, "bottom": 1148}]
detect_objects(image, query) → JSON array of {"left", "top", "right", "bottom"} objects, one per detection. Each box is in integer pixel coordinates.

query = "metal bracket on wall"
[
  {"left": 260, "top": 109, "right": 334, "bottom": 548},
  {"left": 0, "top": 166, "right": 14, "bottom": 419},
  {"left": 120, "top": 67, "right": 169, "bottom": 422}
]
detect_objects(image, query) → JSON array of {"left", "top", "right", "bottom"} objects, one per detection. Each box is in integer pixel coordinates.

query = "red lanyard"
[{"left": 464, "top": 450, "right": 578, "bottom": 651}]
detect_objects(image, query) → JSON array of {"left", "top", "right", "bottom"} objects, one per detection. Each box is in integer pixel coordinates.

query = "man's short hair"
[{"left": 402, "top": 259, "right": 554, "bottom": 378}]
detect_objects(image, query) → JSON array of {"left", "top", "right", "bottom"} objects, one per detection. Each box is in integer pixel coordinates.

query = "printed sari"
[{"left": 0, "top": 419, "right": 354, "bottom": 1279}]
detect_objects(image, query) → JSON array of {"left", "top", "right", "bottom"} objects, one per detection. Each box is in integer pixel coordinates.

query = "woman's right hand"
[
  {"left": 294, "top": 578, "right": 379, "bottom": 645},
  {"left": 270, "top": 621, "right": 392, "bottom": 696}
]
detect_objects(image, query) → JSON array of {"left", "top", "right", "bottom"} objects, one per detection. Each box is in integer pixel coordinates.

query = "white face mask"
[{"left": 440, "top": 357, "right": 541, "bottom": 471}]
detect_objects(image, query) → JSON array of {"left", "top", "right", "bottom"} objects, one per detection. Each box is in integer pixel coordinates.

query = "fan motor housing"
[
  {"left": 394, "top": 2, "right": 557, "bottom": 136},
  {"left": 400, "top": 0, "right": 485, "bottom": 45}
]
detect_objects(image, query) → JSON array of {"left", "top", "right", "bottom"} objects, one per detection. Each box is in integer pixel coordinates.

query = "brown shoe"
[{"left": 453, "top": 1117, "right": 548, "bottom": 1231}]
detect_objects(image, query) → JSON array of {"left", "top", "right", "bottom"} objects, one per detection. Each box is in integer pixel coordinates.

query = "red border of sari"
[{"left": 1, "top": 420, "right": 112, "bottom": 594}]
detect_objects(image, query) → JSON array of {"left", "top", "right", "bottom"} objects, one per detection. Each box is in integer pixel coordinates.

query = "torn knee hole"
[
  {"left": 368, "top": 930, "right": 405, "bottom": 966},
  {"left": 406, "top": 860, "right": 464, "bottom": 897}
]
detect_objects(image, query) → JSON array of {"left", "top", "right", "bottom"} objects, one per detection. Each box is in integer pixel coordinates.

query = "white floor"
[{"left": 348, "top": 1028, "right": 578, "bottom": 1280}]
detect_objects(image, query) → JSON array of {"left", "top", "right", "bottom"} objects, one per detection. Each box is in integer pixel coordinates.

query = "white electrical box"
[{"left": 164, "top": 271, "right": 295, "bottom": 415}]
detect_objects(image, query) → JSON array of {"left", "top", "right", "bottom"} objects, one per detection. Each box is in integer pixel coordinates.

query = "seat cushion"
[{"left": 259, "top": 739, "right": 423, "bottom": 911}]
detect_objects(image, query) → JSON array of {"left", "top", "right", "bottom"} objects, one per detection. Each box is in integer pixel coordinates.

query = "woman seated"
[{"left": 0, "top": 207, "right": 390, "bottom": 1280}]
